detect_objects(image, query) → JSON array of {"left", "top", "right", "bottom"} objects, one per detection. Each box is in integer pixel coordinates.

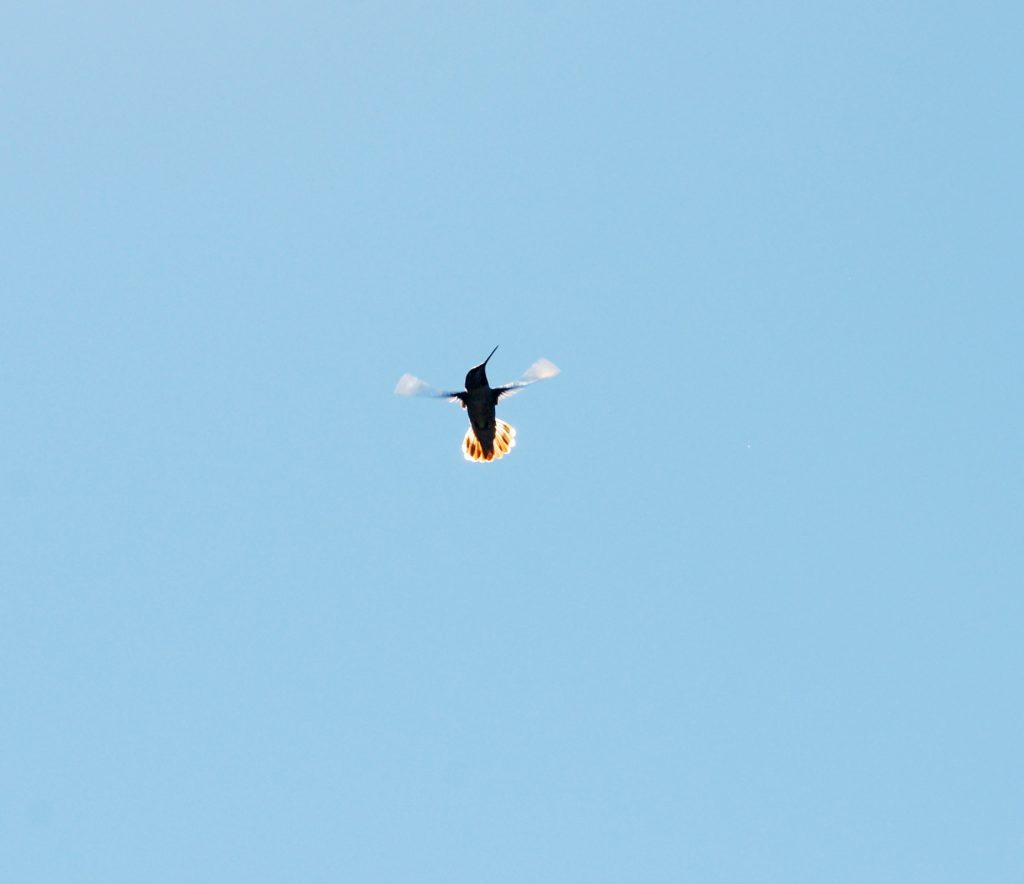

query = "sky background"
[{"left": 2, "top": 2, "right": 1022, "bottom": 881}]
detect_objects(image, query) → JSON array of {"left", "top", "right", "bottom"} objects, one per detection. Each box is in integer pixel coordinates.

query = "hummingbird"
[{"left": 395, "top": 346, "right": 560, "bottom": 462}]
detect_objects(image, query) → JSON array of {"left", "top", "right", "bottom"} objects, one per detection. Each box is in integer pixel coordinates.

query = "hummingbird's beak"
[{"left": 484, "top": 345, "right": 498, "bottom": 366}]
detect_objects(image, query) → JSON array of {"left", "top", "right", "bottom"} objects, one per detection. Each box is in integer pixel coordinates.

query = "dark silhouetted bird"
[{"left": 395, "top": 346, "right": 560, "bottom": 462}]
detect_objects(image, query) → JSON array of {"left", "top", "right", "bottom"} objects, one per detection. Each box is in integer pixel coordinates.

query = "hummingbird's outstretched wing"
[
  {"left": 494, "top": 358, "right": 561, "bottom": 402},
  {"left": 394, "top": 373, "right": 465, "bottom": 406}
]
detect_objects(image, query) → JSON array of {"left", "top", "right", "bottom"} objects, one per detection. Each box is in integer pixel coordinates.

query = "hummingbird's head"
[{"left": 464, "top": 345, "right": 498, "bottom": 390}]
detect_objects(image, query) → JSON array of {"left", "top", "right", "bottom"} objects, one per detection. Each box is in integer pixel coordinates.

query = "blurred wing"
[
  {"left": 495, "top": 358, "right": 561, "bottom": 401},
  {"left": 394, "top": 373, "right": 464, "bottom": 405}
]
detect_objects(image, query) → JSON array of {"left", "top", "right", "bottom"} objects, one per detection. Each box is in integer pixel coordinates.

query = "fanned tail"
[{"left": 463, "top": 419, "right": 517, "bottom": 463}]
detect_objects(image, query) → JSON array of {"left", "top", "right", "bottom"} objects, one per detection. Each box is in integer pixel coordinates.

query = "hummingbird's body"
[
  {"left": 461, "top": 384, "right": 500, "bottom": 458},
  {"left": 452, "top": 346, "right": 516, "bottom": 462},
  {"left": 394, "top": 345, "right": 559, "bottom": 463}
]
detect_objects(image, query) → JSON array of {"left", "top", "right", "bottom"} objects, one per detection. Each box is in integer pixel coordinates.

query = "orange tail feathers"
[{"left": 462, "top": 419, "right": 517, "bottom": 462}]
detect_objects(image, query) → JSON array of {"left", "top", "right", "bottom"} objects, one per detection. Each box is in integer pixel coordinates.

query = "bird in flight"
[{"left": 395, "top": 346, "right": 560, "bottom": 462}]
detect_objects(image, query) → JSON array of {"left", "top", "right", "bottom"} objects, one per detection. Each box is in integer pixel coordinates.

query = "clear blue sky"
[{"left": 2, "top": 2, "right": 1021, "bottom": 881}]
